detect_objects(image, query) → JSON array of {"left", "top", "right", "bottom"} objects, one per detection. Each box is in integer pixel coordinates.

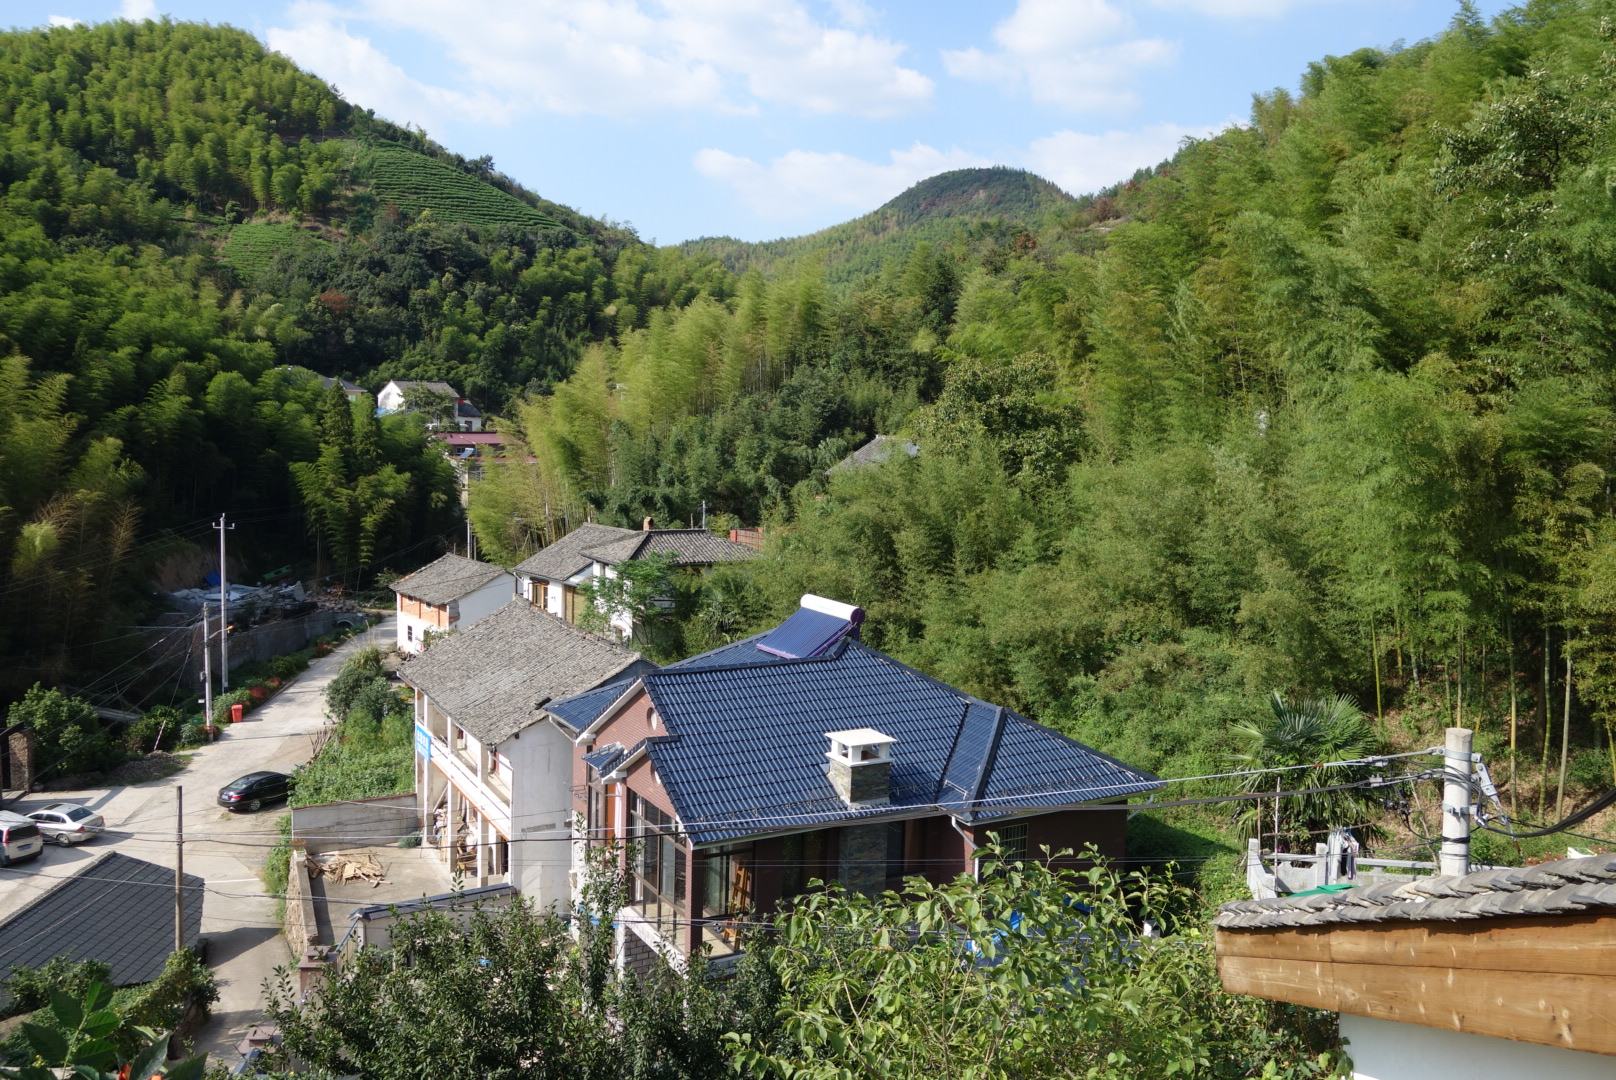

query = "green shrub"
[
  {"left": 123, "top": 706, "right": 185, "bottom": 755},
  {"left": 325, "top": 647, "right": 386, "bottom": 719},
  {"left": 114, "top": 950, "right": 218, "bottom": 1057},
  {"left": 8, "top": 684, "right": 126, "bottom": 779},
  {"left": 2, "top": 956, "right": 112, "bottom": 1018},
  {"left": 263, "top": 814, "right": 293, "bottom": 920},
  {"left": 269, "top": 654, "right": 306, "bottom": 681},
  {"left": 211, "top": 687, "right": 254, "bottom": 724}
]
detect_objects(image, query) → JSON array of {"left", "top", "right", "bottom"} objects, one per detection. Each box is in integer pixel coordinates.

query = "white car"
[{"left": 27, "top": 802, "right": 105, "bottom": 845}]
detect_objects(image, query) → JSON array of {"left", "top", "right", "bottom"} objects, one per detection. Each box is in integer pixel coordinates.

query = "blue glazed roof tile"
[
  {"left": 547, "top": 678, "right": 637, "bottom": 732},
  {"left": 622, "top": 636, "right": 1159, "bottom": 845}
]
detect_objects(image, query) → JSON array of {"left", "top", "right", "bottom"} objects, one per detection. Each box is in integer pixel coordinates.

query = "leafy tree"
[
  {"left": 1228, "top": 693, "right": 1380, "bottom": 847},
  {"left": 7, "top": 684, "right": 122, "bottom": 779},
  {"left": 0, "top": 979, "right": 205, "bottom": 1080},
  {"left": 730, "top": 847, "right": 1344, "bottom": 1079},
  {"left": 400, "top": 384, "right": 458, "bottom": 429},
  {"left": 266, "top": 852, "right": 778, "bottom": 1080}
]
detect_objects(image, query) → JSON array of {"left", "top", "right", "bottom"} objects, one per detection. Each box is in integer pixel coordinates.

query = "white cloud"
[
  {"left": 694, "top": 142, "right": 992, "bottom": 220},
  {"left": 47, "top": 15, "right": 82, "bottom": 27},
  {"left": 1024, "top": 123, "right": 1224, "bottom": 195},
  {"left": 1144, "top": 0, "right": 1312, "bottom": 14},
  {"left": 267, "top": 0, "right": 932, "bottom": 122},
  {"left": 119, "top": 0, "right": 157, "bottom": 18},
  {"left": 266, "top": 4, "right": 510, "bottom": 132},
  {"left": 942, "top": 0, "right": 1176, "bottom": 113}
]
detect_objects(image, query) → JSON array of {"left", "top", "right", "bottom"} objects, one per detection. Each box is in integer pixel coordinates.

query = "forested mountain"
[
  {"left": 0, "top": 19, "right": 723, "bottom": 702},
  {"left": 8, "top": 1, "right": 1616, "bottom": 847},
  {"left": 680, "top": 166, "right": 1081, "bottom": 286},
  {"left": 481, "top": 0, "right": 1616, "bottom": 838}
]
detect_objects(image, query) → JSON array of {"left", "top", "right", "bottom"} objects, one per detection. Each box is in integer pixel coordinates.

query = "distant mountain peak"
[{"left": 875, "top": 167, "right": 1074, "bottom": 225}]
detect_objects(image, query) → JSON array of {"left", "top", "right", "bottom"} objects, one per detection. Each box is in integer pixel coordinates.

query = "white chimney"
[{"left": 826, "top": 728, "right": 896, "bottom": 806}]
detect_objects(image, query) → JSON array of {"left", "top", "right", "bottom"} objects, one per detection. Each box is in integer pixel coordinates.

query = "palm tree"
[{"left": 1229, "top": 691, "right": 1380, "bottom": 850}]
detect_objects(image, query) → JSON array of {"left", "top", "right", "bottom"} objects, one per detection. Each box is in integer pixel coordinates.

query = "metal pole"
[
  {"left": 200, "top": 607, "right": 213, "bottom": 728},
  {"left": 1440, "top": 726, "right": 1473, "bottom": 877},
  {"left": 174, "top": 786, "right": 184, "bottom": 953},
  {"left": 216, "top": 515, "right": 233, "bottom": 688}
]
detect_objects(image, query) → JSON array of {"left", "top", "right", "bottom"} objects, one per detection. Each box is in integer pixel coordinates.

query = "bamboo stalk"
[
  {"left": 1557, "top": 645, "right": 1573, "bottom": 820},
  {"left": 1539, "top": 625, "right": 1552, "bottom": 821}
]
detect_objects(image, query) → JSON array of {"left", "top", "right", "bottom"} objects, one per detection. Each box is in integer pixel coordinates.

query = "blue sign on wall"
[{"left": 414, "top": 724, "right": 432, "bottom": 760}]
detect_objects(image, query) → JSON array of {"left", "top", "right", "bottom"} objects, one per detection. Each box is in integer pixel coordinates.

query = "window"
[
  {"left": 630, "top": 794, "right": 686, "bottom": 937},
  {"left": 700, "top": 844, "right": 755, "bottom": 957},
  {"left": 700, "top": 845, "right": 754, "bottom": 919},
  {"left": 407, "top": 624, "right": 414, "bottom": 642},
  {"left": 886, "top": 820, "right": 907, "bottom": 882},
  {"left": 989, "top": 823, "right": 1028, "bottom": 863},
  {"left": 453, "top": 726, "right": 466, "bottom": 751},
  {"left": 781, "top": 830, "right": 829, "bottom": 899}
]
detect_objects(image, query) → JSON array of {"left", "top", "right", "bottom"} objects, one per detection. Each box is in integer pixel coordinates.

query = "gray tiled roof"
[
  {"left": 398, "top": 600, "right": 649, "bottom": 745},
  {"left": 0, "top": 852, "right": 203, "bottom": 986},
  {"left": 1215, "top": 853, "right": 1616, "bottom": 930},
  {"left": 580, "top": 529, "right": 757, "bottom": 567},
  {"left": 832, "top": 434, "right": 919, "bottom": 472},
  {"left": 390, "top": 553, "right": 510, "bottom": 605},
  {"left": 513, "top": 523, "right": 641, "bottom": 582}
]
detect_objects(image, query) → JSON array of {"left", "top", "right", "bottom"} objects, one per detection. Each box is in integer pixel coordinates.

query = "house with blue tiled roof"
[{"left": 544, "top": 594, "right": 1162, "bottom": 971}]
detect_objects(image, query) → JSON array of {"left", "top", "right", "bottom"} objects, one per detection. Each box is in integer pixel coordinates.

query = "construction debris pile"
[
  {"left": 308, "top": 851, "right": 389, "bottom": 887},
  {"left": 166, "top": 581, "right": 312, "bottom": 623}
]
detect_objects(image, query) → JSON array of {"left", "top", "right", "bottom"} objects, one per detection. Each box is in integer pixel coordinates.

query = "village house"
[
  {"left": 513, "top": 521, "right": 755, "bottom": 636},
  {"left": 543, "top": 594, "right": 1163, "bottom": 972},
  {"left": 281, "top": 366, "right": 367, "bottom": 401},
  {"left": 400, "top": 601, "right": 655, "bottom": 902},
  {"left": 390, "top": 553, "right": 515, "bottom": 654},
  {"left": 1215, "top": 852, "right": 1616, "bottom": 1080},
  {"left": 376, "top": 379, "right": 484, "bottom": 432}
]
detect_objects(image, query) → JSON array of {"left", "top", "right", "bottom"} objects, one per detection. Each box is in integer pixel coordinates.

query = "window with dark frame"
[
  {"left": 781, "top": 829, "right": 829, "bottom": 899},
  {"left": 990, "top": 822, "right": 1029, "bottom": 863},
  {"left": 630, "top": 793, "right": 686, "bottom": 938}
]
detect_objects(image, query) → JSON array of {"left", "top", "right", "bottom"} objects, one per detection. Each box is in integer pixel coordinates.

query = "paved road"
[{"left": 0, "top": 616, "right": 396, "bottom": 1064}]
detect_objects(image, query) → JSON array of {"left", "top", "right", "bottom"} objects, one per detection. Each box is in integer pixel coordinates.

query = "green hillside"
[
  {"left": 361, "top": 143, "right": 563, "bottom": 230},
  {"left": 679, "top": 167, "right": 1079, "bottom": 285}
]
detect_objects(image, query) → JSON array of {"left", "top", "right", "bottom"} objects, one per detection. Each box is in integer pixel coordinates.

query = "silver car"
[{"left": 27, "top": 802, "right": 105, "bottom": 845}]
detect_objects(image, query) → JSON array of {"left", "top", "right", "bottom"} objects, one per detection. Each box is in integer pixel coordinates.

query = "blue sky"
[{"left": 14, "top": 0, "right": 1508, "bottom": 243}]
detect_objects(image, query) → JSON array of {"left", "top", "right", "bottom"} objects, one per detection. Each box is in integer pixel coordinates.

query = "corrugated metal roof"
[
  {"left": 548, "top": 634, "right": 1160, "bottom": 846},
  {"left": 0, "top": 852, "right": 203, "bottom": 986},
  {"left": 1215, "top": 853, "right": 1616, "bottom": 930},
  {"left": 389, "top": 553, "right": 510, "bottom": 605},
  {"left": 399, "top": 601, "right": 647, "bottom": 745}
]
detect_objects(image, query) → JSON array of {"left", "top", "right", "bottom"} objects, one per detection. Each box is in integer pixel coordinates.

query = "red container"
[{"left": 230, "top": 703, "right": 244, "bottom": 723}]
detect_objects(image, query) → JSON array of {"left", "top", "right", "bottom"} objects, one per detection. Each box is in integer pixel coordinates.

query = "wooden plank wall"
[{"left": 1216, "top": 915, "right": 1616, "bottom": 1057}]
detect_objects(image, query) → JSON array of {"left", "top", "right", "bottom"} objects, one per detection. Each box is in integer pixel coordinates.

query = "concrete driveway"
[{"left": 0, "top": 615, "right": 398, "bottom": 1063}]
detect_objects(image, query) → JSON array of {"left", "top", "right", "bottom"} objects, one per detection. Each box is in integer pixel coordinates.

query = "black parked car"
[{"left": 218, "top": 771, "right": 293, "bottom": 812}]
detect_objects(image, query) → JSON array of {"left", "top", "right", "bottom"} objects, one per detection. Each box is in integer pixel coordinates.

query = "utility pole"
[
  {"left": 174, "top": 786, "right": 184, "bottom": 953},
  {"left": 1440, "top": 726, "right": 1473, "bottom": 877},
  {"left": 215, "top": 515, "right": 235, "bottom": 687},
  {"left": 200, "top": 606, "right": 213, "bottom": 726}
]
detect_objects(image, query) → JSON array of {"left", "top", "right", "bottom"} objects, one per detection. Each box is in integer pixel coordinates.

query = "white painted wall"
[
  {"left": 458, "top": 573, "right": 517, "bottom": 628},
  {"left": 377, "top": 380, "right": 408, "bottom": 412},
  {"left": 503, "top": 720, "right": 577, "bottom": 910},
  {"left": 396, "top": 572, "right": 515, "bottom": 654},
  {"left": 1339, "top": 1014, "right": 1615, "bottom": 1080},
  {"left": 397, "top": 606, "right": 438, "bottom": 654}
]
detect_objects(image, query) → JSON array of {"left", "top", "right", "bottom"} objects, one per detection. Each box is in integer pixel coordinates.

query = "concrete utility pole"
[
  {"left": 215, "top": 514, "right": 234, "bottom": 687},
  {"left": 1440, "top": 726, "right": 1474, "bottom": 877},
  {"left": 174, "top": 786, "right": 184, "bottom": 953},
  {"left": 200, "top": 606, "right": 213, "bottom": 726}
]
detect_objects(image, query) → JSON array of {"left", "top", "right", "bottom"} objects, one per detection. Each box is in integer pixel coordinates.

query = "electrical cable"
[{"left": 1477, "top": 786, "right": 1616, "bottom": 838}]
